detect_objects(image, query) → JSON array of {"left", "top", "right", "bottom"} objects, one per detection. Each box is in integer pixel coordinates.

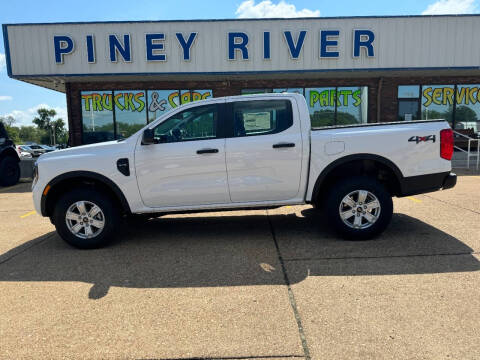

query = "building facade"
[{"left": 3, "top": 15, "right": 480, "bottom": 145}]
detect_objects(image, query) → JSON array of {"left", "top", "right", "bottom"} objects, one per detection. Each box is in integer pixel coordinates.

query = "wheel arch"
[
  {"left": 41, "top": 171, "right": 131, "bottom": 217},
  {"left": 0, "top": 147, "right": 20, "bottom": 162},
  {"left": 311, "top": 153, "right": 404, "bottom": 204}
]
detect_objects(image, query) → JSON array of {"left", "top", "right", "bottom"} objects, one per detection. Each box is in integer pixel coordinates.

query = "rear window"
[{"left": 232, "top": 100, "right": 293, "bottom": 137}]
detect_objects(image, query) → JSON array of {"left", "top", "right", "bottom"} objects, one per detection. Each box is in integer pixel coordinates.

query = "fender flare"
[
  {"left": 41, "top": 170, "right": 131, "bottom": 216},
  {"left": 0, "top": 146, "right": 20, "bottom": 162},
  {"left": 311, "top": 153, "right": 404, "bottom": 201}
]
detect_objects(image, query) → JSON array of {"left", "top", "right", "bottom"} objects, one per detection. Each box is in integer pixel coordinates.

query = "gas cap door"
[{"left": 325, "top": 141, "right": 345, "bottom": 155}]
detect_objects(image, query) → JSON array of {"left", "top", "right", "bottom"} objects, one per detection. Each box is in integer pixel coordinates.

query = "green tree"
[
  {"left": 32, "top": 108, "right": 67, "bottom": 145},
  {"left": 33, "top": 108, "right": 56, "bottom": 145},
  {"left": 19, "top": 126, "right": 44, "bottom": 144},
  {"left": 0, "top": 115, "right": 16, "bottom": 127}
]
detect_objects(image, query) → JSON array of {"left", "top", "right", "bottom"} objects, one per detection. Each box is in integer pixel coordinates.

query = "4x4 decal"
[{"left": 408, "top": 135, "right": 436, "bottom": 144}]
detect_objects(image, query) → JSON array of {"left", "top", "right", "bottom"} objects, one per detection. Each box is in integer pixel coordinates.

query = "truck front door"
[{"left": 135, "top": 102, "right": 230, "bottom": 208}]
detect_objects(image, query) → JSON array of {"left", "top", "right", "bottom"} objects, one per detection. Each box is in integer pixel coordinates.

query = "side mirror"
[{"left": 142, "top": 129, "right": 155, "bottom": 145}]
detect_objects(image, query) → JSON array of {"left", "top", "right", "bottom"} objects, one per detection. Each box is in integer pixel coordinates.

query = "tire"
[
  {"left": 325, "top": 176, "right": 393, "bottom": 240},
  {"left": 53, "top": 187, "right": 120, "bottom": 249},
  {"left": 0, "top": 156, "right": 20, "bottom": 187}
]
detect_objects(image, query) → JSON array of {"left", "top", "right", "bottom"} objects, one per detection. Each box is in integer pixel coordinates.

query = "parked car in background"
[
  {"left": 0, "top": 122, "right": 21, "bottom": 187},
  {"left": 16, "top": 146, "right": 33, "bottom": 158},
  {"left": 18, "top": 144, "right": 47, "bottom": 157},
  {"left": 39, "top": 145, "right": 56, "bottom": 152}
]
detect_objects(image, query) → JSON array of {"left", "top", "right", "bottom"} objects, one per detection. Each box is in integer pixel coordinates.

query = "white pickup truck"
[{"left": 32, "top": 93, "right": 456, "bottom": 248}]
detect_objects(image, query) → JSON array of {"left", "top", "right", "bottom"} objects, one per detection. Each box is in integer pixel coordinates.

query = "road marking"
[
  {"left": 20, "top": 211, "right": 36, "bottom": 218},
  {"left": 407, "top": 196, "right": 422, "bottom": 203}
]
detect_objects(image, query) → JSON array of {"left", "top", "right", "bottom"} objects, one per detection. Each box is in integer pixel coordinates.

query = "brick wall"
[{"left": 67, "top": 75, "right": 480, "bottom": 146}]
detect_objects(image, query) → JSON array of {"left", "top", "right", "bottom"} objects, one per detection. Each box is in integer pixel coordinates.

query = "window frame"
[
  {"left": 150, "top": 102, "right": 226, "bottom": 144},
  {"left": 224, "top": 99, "right": 294, "bottom": 138}
]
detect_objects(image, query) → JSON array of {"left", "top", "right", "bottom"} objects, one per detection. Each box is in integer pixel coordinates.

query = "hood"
[{"left": 37, "top": 140, "right": 128, "bottom": 162}]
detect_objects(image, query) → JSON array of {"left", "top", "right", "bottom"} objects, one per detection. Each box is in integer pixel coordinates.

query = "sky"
[{"left": 0, "top": 0, "right": 479, "bottom": 127}]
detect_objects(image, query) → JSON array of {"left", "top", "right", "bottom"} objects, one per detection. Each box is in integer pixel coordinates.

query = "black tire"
[
  {"left": 53, "top": 187, "right": 120, "bottom": 249},
  {"left": 0, "top": 156, "right": 20, "bottom": 187},
  {"left": 325, "top": 176, "right": 393, "bottom": 240}
]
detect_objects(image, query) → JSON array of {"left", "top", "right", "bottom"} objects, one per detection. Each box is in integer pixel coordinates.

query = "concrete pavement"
[{"left": 0, "top": 177, "right": 478, "bottom": 359}]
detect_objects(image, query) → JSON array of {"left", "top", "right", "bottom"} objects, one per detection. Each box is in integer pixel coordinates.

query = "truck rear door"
[{"left": 225, "top": 98, "right": 303, "bottom": 202}]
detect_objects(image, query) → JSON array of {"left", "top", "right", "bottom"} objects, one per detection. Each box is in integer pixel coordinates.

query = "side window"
[
  {"left": 232, "top": 100, "right": 293, "bottom": 137},
  {"left": 153, "top": 104, "right": 218, "bottom": 143}
]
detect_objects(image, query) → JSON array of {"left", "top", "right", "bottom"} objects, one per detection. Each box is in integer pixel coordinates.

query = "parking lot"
[{"left": 0, "top": 174, "right": 479, "bottom": 359}]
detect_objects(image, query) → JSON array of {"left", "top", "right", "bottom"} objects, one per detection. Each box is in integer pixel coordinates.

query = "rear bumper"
[{"left": 399, "top": 172, "right": 457, "bottom": 197}]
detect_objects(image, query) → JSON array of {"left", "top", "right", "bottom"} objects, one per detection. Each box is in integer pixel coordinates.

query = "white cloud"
[
  {"left": 0, "top": 96, "right": 12, "bottom": 101},
  {"left": 0, "top": 53, "right": 5, "bottom": 71},
  {"left": 1, "top": 104, "right": 68, "bottom": 127},
  {"left": 422, "top": 0, "right": 477, "bottom": 14},
  {"left": 235, "top": 0, "right": 320, "bottom": 18}
]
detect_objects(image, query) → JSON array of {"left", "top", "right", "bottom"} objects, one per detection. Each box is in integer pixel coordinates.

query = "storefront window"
[
  {"left": 81, "top": 91, "right": 115, "bottom": 144},
  {"left": 113, "top": 90, "right": 147, "bottom": 139},
  {"left": 398, "top": 85, "right": 420, "bottom": 121},
  {"left": 306, "top": 87, "right": 336, "bottom": 127},
  {"left": 306, "top": 86, "right": 368, "bottom": 127},
  {"left": 398, "top": 85, "right": 420, "bottom": 99},
  {"left": 147, "top": 89, "right": 213, "bottom": 122},
  {"left": 336, "top": 87, "right": 368, "bottom": 125},
  {"left": 421, "top": 85, "right": 454, "bottom": 124},
  {"left": 147, "top": 90, "right": 177, "bottom": 122},
  {"left": 455, "top": 85, "right": 480, "bottom": 132}
]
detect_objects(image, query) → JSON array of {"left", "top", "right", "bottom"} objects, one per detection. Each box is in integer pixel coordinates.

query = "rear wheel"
[
  {"left": 0, "top": 156, "right": 20, "bottom": 187},
  {"left": 53, "top": 188, "right": 120, "bottom": 249},
  {"left": 325, "top": 176, "right": 393, "bottom": 240}
]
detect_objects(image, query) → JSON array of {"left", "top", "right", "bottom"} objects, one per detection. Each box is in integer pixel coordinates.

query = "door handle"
[
  {"left": 272, "top": 142, "right": 295, "bottom": 149},
  {"left": 196, "top": 148, "right": 219, "bottom": 154}
]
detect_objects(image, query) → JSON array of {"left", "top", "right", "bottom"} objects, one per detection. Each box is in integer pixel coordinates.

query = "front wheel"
[
  {"left": 53, "top": 188, "right": 120, "bottom": 249},
  {"left": 325, "top": 176, "right": 393, "bottom": 240}
]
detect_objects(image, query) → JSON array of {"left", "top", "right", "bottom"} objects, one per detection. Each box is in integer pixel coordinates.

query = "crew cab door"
[
  {"left": 225, "top": 98, "right": 303, "bottom": 202},
  {"left": 134, "top": 102, "right": 230, "bottom": 208}
]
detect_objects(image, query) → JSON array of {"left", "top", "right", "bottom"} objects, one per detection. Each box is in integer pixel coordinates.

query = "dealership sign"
[
  {"left": 4, "top": 16, "right": 480, "bottom": 77},
  {"left": 53, "top": 29, "right": 375, "bottom": 65}
]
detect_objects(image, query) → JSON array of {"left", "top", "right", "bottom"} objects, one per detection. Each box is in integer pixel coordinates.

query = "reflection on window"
[
  {"left": 147, "top": 90, "right": 177, "bottom": 122},
  {"left": 113, "top": 90, "right": 147, "bottom": 139},
  {"left": 154, "top": 104, "right": 217, "bottom": 143},
  {"left": 336, "top": 87, "right": 368, "bottom": 125},
  {"left": 81, "top": 91, "right": 115, "bottom": 144},
  {"left": 421, "top": 85, "right": 454, "bottom": 124},
  {"left": 398, "top": 85, "right": 420, "bottom": 99},
  {"left": 306, "top": 88, "right": 336, "bottom": 127},
  {"left": 306, "top": 87, "right": 368, "bottom": 127},
  {"left": 233, "top": 100, "right": 292, "bottom": 137},
  {"left": 455, "top": 85, "right": 480, "bottom": 132},
  {"left": 147, "top": 90, "right": 213, "bottom": 122}
]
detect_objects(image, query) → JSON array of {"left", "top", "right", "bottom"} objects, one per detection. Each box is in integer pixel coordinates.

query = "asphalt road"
[{"left": 0, "top": 175, "right": 479, "bottom": 359}]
